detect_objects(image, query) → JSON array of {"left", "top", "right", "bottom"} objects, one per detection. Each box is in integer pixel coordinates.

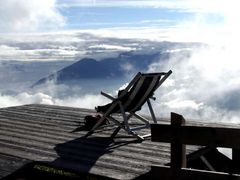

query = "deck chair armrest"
[
  {"left": 155, "top": 70, "right": 172, "bottom": 89},
  {"left": 150, "top": 96, "right": 156, "bottom": 101},
  {"left": 101, "top": 91, "right": 116, "bottom": 100}
]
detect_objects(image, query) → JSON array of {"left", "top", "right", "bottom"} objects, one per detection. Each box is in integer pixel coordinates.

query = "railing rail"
[{"left": 150, "top": 112, "right": 240, "bottom": 179}]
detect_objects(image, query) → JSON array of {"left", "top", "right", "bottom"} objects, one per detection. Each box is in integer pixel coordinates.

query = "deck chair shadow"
[{"left": 85, "top": 70, "right": 172, "bottom": 141}]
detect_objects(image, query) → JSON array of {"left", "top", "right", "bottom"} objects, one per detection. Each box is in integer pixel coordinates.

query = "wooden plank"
[
  {"left": 8, "top": 105, "right": 93, "bottom": 118},
  {"left": 0, "top": 124, "right": 170, "bottom": 162},
  {"left": 0, "top": 109, "right": 84, "bottom": 124},
  {"left": 151, "top": 165, "right": 240, "bottom": 180},
  {"left": 0, "top": 140, "right": 149, "bottom": 177},
  {"left": 0, "top": 119, "right": 172, "bottom": 157},
  {"left": 0, "top": 131, "right": 170, "bottom": 167},
  {"left": 151, "top": 124, "right": 240, "bottom": 148}
]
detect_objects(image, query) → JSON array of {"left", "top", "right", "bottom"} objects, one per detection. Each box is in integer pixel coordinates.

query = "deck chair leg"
[
  {"left": 200, "top": 155, "right": 216, "bottom": 171},
  {"left": 119, "top": 103, "right": 130, "bottom": 132},
  {"left": 110, "top": 122, "right": 123, "bottom": 138},
  {"left": 132, "top": 113, "right": 150, "bottom": 125},
  {"left": 147, "top": 99, "right": 157, "bottom": 123},
  {"left": 127, "top": 113, "right": 133, "bottom": 120},
  {"left": 108, "top": 116, "right": 144, "bottom": 141}
]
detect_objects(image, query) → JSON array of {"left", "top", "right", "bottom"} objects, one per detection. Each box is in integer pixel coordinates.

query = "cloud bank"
[
  {"left": 0, "top": 31, "right": 172, "bottom": 61},
  {"left": 145, "top": 45, "right": 240, "bottom": 123},
  {"left": 0, "top": 0, "right": 65, "bottom": 32},
  {"left": 0, "top": 91, "right": 110, "bottom": 110},
  {"left": 0, "top": 28, "right": 239, "bottom": 124}
]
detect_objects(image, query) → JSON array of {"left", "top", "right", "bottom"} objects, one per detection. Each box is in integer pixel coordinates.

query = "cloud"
[
  {"left": 137, "top": 1, "right": 240, "bottom": 123},
  {"left": 56, "top": 0, "right": 239, "bottom": 44},
  {"left": 55, "top": 94, "right": 110, "bottom": 109},
  {"left": 58, "top": 0, "right": 234, "bottom": 13},
  {"left": 88, "top": 44, "right": 134, "bottom": 51},
  {"left": 0, "top": 0, "right": 66, "bottom": 32},
  {"left": 0, "top": 92, "right": 54, "bottom": 108},
  {"left": 0, "top": 30, "right": 178, "bottom": 61},
  {"left": 0, "top": 33, "right": 87, "bottom": 61},
  {"left": 164, "top": 99, "right": 203, "bottom": 111},
  {"left": 57, "top": 0, "right": 173, "bottom": 8},
  {"left": 145, "top": 37, "right": 240, "bottom": 123},
  {"left": 0, "top": 88, "right": 110, "bottom": 111},
  {"left": 120, "top": 63, "right": 135, "bottom": 72}
]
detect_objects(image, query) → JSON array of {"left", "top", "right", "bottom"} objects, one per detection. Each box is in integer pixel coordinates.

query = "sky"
[{"left": 0, "top": 0, "right": 229, "bottom": 33}]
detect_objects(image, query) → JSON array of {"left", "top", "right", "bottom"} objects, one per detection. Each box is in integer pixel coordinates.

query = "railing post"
[
  {"left": 170, "top": 112, "right": 186, "bottom": 169},
  {"left": 232, "top": 149, "right": 240, "bottom": 174}
]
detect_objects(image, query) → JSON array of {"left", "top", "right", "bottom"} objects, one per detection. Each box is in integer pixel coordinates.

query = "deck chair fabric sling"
[{"left": 85, "top": 70, "right": 172, "bottom": 141}]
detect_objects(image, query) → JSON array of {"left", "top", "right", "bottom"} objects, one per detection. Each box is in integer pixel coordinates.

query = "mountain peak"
[{"left": 32, "top": 52, "right": 163, "bottom": 87}]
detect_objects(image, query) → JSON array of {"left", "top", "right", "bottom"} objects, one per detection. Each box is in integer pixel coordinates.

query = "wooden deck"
[{"left": 0, "top": 104, "right": 236, "bottom": 179}]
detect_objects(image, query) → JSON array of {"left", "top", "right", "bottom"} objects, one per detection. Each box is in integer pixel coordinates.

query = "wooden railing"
[{"left": 150, "top": 112, "right": 240, "bottom": 179}]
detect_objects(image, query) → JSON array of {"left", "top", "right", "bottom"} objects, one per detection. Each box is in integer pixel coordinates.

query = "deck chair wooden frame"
[{"left": 85, "top": 70, "right": 172, "bottom": 141}]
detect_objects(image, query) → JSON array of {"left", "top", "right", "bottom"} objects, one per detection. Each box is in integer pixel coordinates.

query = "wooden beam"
[
  {"left": 151, "top": 165, "right": 240, "bottom": 180},
  {"left": 170, "top": 112, "right": 186, "bottom": 169},
  {"left": 151, "top": 124, "right": 240, "bottom": 149},
  {"left": 232, "top": 149, "right": 240, "bottom": 174}
]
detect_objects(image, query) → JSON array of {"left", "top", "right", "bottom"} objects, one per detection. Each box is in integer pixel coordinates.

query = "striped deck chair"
[{"left": 85, "top": 70, "right": 172, "bottom": 141}]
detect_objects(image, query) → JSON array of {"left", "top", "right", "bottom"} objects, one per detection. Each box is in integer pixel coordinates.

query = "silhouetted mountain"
[{"left": 32, "top": 52, "right": 167, "bottom": 87}]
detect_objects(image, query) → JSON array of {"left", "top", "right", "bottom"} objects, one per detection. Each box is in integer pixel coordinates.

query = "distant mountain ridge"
[
  {"left": 32, "top": 41, "right": 197, "bottom": 88},
  {"left": 32, "top": 52, "right": 168, "bottom": 87}
]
